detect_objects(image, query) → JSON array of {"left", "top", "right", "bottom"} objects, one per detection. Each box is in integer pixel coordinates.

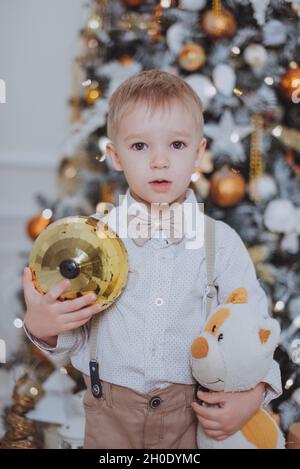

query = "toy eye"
[
  {"left": 212, "top": 325, "right": 217, "bottom": 333},
  {"left": 218, "top": 333, "right": 224, "bottom": 342}
]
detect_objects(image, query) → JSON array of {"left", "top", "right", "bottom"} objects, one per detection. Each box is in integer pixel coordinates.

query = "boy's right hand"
[{"left": 22, "top": 266, "right": 105, "bottom": 346}]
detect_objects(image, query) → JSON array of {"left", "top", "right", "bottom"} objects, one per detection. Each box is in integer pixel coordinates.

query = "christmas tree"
[{"left": 12, "top": 0, "right": 300, "bottom": 443}]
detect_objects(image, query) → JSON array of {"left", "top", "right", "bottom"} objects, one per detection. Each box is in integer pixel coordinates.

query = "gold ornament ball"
[
  {"left": 122, "top": 0, "right": 145, "bottom": 6},
  {"left": 85, "top": 80, "right": 102, "bottom": 106},
  {"left": 210, "top": 166, "right": 246, "bottom": 207},
  {"left": 280, "top": 67, "right": 300, "bottom": 101},
  {"left": 27, "top": 213, "right": 52, "bottom": 241},
  {"left": 178, "top": 42, "right": 206, "bottom": 72},
  {"left": 202, "top": 8, "right": 237, "bottom": 39}
]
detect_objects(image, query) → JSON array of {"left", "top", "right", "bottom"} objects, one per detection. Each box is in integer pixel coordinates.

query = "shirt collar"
[
  {"left": 123, "top": 187, "right": 204, "bottom": 245},
  {"left": 95, "top": 187, "right": 204, "bottom": 249}
]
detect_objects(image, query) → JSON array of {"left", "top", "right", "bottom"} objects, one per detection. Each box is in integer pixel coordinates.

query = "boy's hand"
[
  {"left": 22, "top": 267, "right": 105, "bottom": 345},
  {"left": 191, "top": 382, "right": 265, "bottom": 441}
]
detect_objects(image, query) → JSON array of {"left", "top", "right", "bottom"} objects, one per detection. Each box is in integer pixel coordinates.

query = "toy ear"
[
  {"left": 259, "top": 329, "right": 271, "bottom": 343},
  {"left": 224, "top": 288, "right": 248, "bottom": 305},
  {"left": 258, "top": 318, "right": 280, "bottom": 353}
]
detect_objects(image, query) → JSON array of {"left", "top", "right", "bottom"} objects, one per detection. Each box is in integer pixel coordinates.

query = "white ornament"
[
  {"left": 204, "top": 110, "right": 253, "bottom": 162},
  {"left": 180, "top": 0, "right": 206, "bottom": 11},
  {"left": 288, "top": 296, "right": 300, "bottom": 321},
  {"left": 295, "top": 208, "right": 300, "bottom": 234},
  {"left": 264, "top": 199, "right": 297, "bottom": 233},
  {"left": 212, "top": 64, "right": 236, "bottom": 97},
  {"left": 166, "top": 22, "right": 190, "bottom": 54},
  {"left": 248, "top": 174, "right": 277, "bottom": 203},
  {"left": 250, "top": 0, "right": 270, "bottom": 25},
  {"left": 263, "top": 20, "right": 287, "bottom": 46},
  {"left": 244, "top": 44, "right": 268, "bottom": 71},
  {"left": 184, "top": 74, "right": 216, "bottom": 110},
  {"left": 281, "top": 232, "right": 299, "bottom": 254}
]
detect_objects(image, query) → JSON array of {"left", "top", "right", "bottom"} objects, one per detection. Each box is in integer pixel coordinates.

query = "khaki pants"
[{"left": 82, "top": 374, "right": 198, "bottom": 449}]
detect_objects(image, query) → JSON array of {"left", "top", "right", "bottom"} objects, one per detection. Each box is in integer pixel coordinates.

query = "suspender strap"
[
  {"left": 89, "top": 315, "right": 102, "bottom": 398},
  {"left": 203, "top": 215, "right": 217, "bottom": 320}
]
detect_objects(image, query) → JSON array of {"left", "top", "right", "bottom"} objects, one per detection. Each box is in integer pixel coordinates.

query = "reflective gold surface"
[{"left": 29, "top": 216, "right": 128, "bottom": 309}]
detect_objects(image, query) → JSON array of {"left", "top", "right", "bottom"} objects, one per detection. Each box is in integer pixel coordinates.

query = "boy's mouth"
[
  {"left": 149, "top": 180, "right": 172, "bottom": 192},
  {"left": 149, "top": 179, "right": 172, "bottom": 183}
]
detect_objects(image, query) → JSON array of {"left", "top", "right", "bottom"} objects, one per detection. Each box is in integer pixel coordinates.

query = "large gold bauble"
[
  {"left": 201, "top": 8, "right": 237, "bottom": 39},
  {"left": 280, "top": 67, "right": 300, "bottom": 101},
  {"left": 29, "top": 216, "right": 128, "bottom": 309},
  {"left": 178, "top": 42, "right": 206, "bottom": 71},
  {"left": 210, "top": 166, "right": 246, "bottom": 207}
]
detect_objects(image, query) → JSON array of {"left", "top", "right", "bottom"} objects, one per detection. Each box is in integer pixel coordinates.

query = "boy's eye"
[
  {"left": 218, "top": 333, "right": 224, "bottom": 342},
  {"left": 131, "top": 142, "right": 147, "bottom": 151},
  {"left": 171, "top": 141, "right": 186, "bottom": 150}
]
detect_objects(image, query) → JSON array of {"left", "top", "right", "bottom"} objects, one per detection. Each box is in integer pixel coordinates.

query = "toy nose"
[{"left": 191, "top": 337, "right": 209, "bottom": 359}]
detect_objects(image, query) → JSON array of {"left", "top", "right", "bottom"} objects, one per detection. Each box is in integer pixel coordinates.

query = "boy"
[{"left": 23, "top": 70, "right": 282, "bottom": 449}]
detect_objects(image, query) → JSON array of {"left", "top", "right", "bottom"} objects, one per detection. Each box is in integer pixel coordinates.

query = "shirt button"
[
  {"left": 149, "top": 396, "right": 162, "bottom": 409},
  {"left": 155, "top": 297, "right": 164, "bottom": 306}
]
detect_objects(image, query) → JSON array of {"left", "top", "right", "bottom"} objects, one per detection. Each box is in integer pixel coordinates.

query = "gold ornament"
[
  {"left": 0, "top": 374, "right": 43, "bottom": 449},
  {"left": 280, "top": 67, "right": 300, "bottom": 101},
  {"left": 122, "top": 0, "right": 145, "bottom": 6},
  {"left": 119, "top": 54, "right": 134, "bottom": 65},
  {"left": 209, "top": 165, "right": 246, "bottom": 207},
  {"left": 84, "top": 80, "right": 102, "bottom": 106},
  {"left": 29, "top": 215, "right": 128, "bottom": 309},
  {"left": 202, "top": 0, "right": 237, "bottom": 39},
  {"left": 27, "top": 211, "right": 52, "bottom": 241},
  {"left": 178, "top": 42, "right": 206, "bottom": 72},
  {"left": 248, "top": 113, "right": 265, "bottom": 203}
]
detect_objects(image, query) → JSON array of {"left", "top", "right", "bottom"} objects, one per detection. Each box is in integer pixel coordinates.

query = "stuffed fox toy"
[{"left": 190, "top": 287, "right": 285, "bottom": 449}]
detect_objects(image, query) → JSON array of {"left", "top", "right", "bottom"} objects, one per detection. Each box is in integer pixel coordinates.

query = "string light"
[
  {"left": 232, "top": 46, "right": 240, "bottom": 55},
  {"left": 42, "top": 209, "right": 53, "bottom": 220},
  {"left": 13, "top": 319, "right": 23, "bottom": 329},
  {"left": 264, "top": 76, "right": 274, "bottom": 86}
]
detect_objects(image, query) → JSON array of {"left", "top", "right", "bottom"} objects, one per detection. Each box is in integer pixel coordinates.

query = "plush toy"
[{"left": 190, "top": 287, "right": 285, "bottom": 449}]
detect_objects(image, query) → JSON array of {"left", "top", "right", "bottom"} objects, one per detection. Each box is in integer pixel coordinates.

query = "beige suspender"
[{"left": 203, "top": 215, "right": 217, "bottom": 320}]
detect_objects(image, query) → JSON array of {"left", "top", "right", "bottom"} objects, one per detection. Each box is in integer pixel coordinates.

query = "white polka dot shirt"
[{"left": 24, "top": 188, "right": 282, "bottom": 405}]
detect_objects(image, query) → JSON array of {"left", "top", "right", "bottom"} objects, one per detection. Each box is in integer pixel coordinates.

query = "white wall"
[
  {"left": 0, "top": 0, "right": 88, "bottom": 371},
  {"left": 0, "top": 0, "right": 87, "bottom": 256}
]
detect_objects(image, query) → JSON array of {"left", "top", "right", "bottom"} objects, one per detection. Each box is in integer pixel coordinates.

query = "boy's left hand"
[{"left": 191, "top": 382, "right": 265, "bottom": 441}]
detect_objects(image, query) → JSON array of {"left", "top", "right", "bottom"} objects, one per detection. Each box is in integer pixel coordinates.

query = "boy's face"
[{"left": 106, "top": 99, "right": 206, "bottom": 207}]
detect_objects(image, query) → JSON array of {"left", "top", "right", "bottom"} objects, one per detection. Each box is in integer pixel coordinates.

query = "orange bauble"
[
  {"left": 27, "top": 213, "right": 52, "bottom": 241},
  {"left": 280, "top": 67, "right": 300, "bottom": 101},
  {"left": 210, "top": 166, "right": 246, "bottom": 207},
  {"left": 178, "top": 42, "right": 206, "bottom": 71},
  {"left": 122, "top": 0, "right": 145, "bottom": 6},
  {"left": 202, "top": 8, "right": 237, "bottom": 39}
]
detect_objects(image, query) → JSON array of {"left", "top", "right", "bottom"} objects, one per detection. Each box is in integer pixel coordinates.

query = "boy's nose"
[
  {"left": 150, "top": 153, "right": 170, "bottom": 169},
  {"left": 191, "top": 337, "right": 209, "bottom": 359}
]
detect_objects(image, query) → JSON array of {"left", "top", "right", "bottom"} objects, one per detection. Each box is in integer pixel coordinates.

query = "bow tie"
[{"left": 127, "top": 205, "right": 185, "bottom": 247}]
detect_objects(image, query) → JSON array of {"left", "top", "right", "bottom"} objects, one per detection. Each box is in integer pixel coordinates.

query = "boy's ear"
[
  {"left": 194, "top": 137, "right": 207, "bottom": 168},
  {"left": 105, "top": 142, "right": 123, "bottom": 172}
]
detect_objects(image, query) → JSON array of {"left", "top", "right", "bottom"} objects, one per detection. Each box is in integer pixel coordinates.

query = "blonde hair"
[{"left": 106, "top": 69, "right": 204, "bottom": 142}]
